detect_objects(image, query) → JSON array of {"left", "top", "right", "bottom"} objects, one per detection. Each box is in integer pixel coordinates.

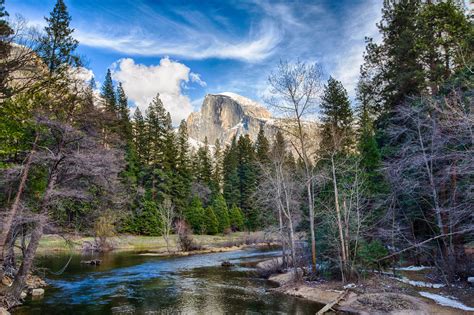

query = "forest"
[{"left": 0, "top": 0, "right": 473, "bottom": 312}]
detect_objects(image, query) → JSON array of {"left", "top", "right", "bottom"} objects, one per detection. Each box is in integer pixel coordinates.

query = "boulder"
[
  {"left": 20, "top": 291, "right": 27, "bottom": 299},
  {"left": 31, "top": 288, "right": 44, "bottom": 298},
  {"left": 1, "top": 276, "right": 12, "bottom": 287},
  {"left": 0, "top": 307, "right": 10, "bottom": 315}
]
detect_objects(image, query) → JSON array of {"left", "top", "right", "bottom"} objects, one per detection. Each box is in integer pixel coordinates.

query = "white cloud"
[
  {"left": 189, "top": 73, "right": 207, "bottom": 87},
  {"left": 112, "top": 57, "right": 199, "bottom": 125},
  {"left": 75, "top": 14, "right": 280, "bottom": 62}
]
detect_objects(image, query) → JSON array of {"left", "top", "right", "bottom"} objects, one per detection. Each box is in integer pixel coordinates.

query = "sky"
[{"left": 8, "top": 0, "right": 383, "bottom": 124}]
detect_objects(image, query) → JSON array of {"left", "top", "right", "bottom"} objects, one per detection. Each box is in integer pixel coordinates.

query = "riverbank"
[
  {"left": 265, "top": 266, "right": 474, "bottom": 314},
  {"left": 36, "top": 231, "right": 273, "bottom": 254}
]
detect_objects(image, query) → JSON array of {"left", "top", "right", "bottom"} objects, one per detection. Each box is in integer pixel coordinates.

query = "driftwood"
[
  {"left": 80, "top": 259, "right": 101, "bottom": 265},
  {"left": 316, "top": 290, "right": 348, "bottom": 315},
  {"left": 377, "top": 228, "right": 474, "bottom": 262}
]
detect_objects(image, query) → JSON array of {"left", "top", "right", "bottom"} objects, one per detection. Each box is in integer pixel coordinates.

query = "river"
[{"left": 14, "top": 248, "right": 322, "bottom": 314}]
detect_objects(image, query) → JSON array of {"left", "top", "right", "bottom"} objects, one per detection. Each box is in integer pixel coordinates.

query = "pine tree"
[
  {"left": 101, "top": 69, "right": 116, "bottom": 114},
  {"left": 116, "top": 83, "right": 132, "bottom": 140},
  {"left": 132, "top": 107, "right": 147, "bottom": 164},
  {"left": 255, "top": 125, "right": 270, "bottom": 165},
  {"left": 175, "top": 120, "right": 192, "bottom": 214},
  {"left": 417, "top": 1, "right": 473, "bottom": 94},
  {"left": 211, "top": 139, "right": 223, "bottom": 193},
  {"left": 0, "top": 0, "right": 13, "bottom": 96},
  {"left": 237, "top": 135, "right": 258, "bottom": 230},
  {"left": 195, "top": 137, "right": 213, "bottom": 188},
  {"left": 357, "top": 104, "right": 381, "bottom": 193},
  {"left": 211, "top": 194, "right": 230, "bottom": 233},
  {"left": 204, "top": 206, "right": 219, "bottom": 235},
  {"left": 223, "top": 137, "right": 240, "bottom": 207},
  {"left": 319, "top": 77, "right": 354, "bottom": 155},
  {"left": 229, "top": 204, "right": 244, "bottom": 231},
  {"left": 145, "top": 93, "right": 168, "bottom": 166},
  {"left": 184, "top": 196, "right": 205, "bottom": 234},
  {"left": 38, "top": 0, "right": 79, "bottom": 75}
]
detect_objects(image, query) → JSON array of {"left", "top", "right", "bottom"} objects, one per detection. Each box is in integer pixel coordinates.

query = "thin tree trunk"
[
  {"left": 0, "top": 134, "right": 38, "bottom": 271},
  {"left": 331, "top": 155, "right": 347, "bottom": 282}
]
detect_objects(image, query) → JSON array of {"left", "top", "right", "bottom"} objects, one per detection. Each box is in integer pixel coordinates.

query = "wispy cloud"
[{"left": 73, "top": 1, "right": 282, "bottom": 62}]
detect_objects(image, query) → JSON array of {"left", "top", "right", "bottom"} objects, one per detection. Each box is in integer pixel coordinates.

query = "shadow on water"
[{"left": 14, "top": 248, "right": 322, "bottom": 314}]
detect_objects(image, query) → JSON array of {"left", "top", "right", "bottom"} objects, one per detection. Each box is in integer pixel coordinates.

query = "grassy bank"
[{"left": 37, "top": 231, "right": 273, "bottom": 254}]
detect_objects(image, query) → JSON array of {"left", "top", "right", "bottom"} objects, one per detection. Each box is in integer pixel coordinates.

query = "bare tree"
[
  {"left": 383, "top": 90, "right": 473, "bottom": 281},
  {"left": 157, "top": 198, "right": 175, "bottom": 253},
  {"left": 257, "top": 133, "right": 303, "bottom": 281},
  {"left": 266, "top": 60, "right": 323, "bottom": 272},
  {"left": 4, "top": 116, "right": 123, "bottom": 304}
]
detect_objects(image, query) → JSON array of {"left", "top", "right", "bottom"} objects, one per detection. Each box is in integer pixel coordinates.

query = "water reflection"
[{"left": 15, "top": 248, "right": 321, "bottom": 314}]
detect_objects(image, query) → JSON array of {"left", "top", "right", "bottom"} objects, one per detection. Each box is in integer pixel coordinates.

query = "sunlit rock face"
[{"left": 187, "top": 93, "right": 277, "bottom": 145}]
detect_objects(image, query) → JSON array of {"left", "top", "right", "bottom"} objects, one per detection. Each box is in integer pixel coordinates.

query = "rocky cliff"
[{"left": 187, "top": 92, "right": 278, "bottom": 145}]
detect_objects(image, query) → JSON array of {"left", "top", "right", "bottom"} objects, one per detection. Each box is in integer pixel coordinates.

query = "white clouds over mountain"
[{"left": 112, "top": 57, "right": 203, "bottom": 125}]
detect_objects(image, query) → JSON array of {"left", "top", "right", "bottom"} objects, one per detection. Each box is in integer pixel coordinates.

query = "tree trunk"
[
  {"left": 0, "top": 135, "right": 38, "bottom": 274},
  {"left": 9, "top": 217, "right": 44, "bottom": 299},
  {"left": 331, "top": 155, "right": 347, "bottom": 282}
]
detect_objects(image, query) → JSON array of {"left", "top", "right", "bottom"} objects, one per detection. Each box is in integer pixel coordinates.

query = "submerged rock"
[{"left": 221, "top": 261, "right": 234, "bottom": 267}]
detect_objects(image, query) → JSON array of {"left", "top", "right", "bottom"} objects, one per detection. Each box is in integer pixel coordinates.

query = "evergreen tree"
[
  {"left": 223, "top": 137, "right": 240, "bottom": 207},
  {"left": 356, "top": 85, "right": 382, "bottom": 193},
  {"left": 175, "top": 120, "right": 192, "bottom": 214},
  {"left": 38, "top": 0, "right": 79, "bottom": 74},
  {"left": 237, "top": 135, "right": 258, "bottom": 230},
  {"left": 184, "top": 196, "right": 205, "bottom": 234},
  {"left": 145, "top": 93, "right": 168, "bottom": 166},
  {"left": 211, "top": 139, "right": 223, "bottom": 193},
  {"left": 116, "top": 83, "right": 132, "bottom": 139},
  {"left": 229, "top": 204, "right": 244, "bottom": 231},
  {"left": 319, "top": 77, "right": 354, "bottom": 155},
  {"left": 132, "top": 107, "right": 147, "bottom": 164},
  {"left": 204, "top": 206, "right": 219, "bottom": 235},
  {"left": 255, "top": 125, "right": 270, "bottom": 165},
  {"left": 211, "top": 194, "right": 230, "bottom": 233},
  {"left": 101, "top": 69, "right": 116, "bottom": 114},
  {"left": 377, "top": 0, "right": 424, "bottom": 111},
  {"left": 195, "top": 137, "right": 213, "bottom": 188},
  {"left": 0, "top": 0, "right": 13, "bottom": 97},
  {"left": 417, "top": 1, "right": 473, "bottom": 94}
]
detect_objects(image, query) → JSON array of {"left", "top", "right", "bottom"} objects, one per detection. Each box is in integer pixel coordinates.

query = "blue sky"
[{"left": 9, "top": 0, "right": 382, "bottom": 123}]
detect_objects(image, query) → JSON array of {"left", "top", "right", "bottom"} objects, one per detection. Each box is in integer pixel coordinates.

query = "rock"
[
  {"left": 343, "top": 283, "right": 356, "bottom": 289},
  {"left": 26, "top": 275, "right": 47, "bottom": 289},
  {"left": 0, "top": 307, "right": 10, "bottom": 315},
  {"left": 221, "top": 261, "right": 234, "bottom": 267},
  {"left": 1, "top": 276, "right": 12, "bottom": 287},
  {"left": 31, "top": 288, "right": 44, "bottom": 298},
  {"left": 80, "top": 259, "right": 101, "bottom": 265},
  {"left": 186, "top": 93, "right": 319, "bottom": 154},
  {"left": 187, "top": 93, "right": 276, "bottom": 146},
  {"left": 20, "top": 291, "right": 27, "bottom": 299}
]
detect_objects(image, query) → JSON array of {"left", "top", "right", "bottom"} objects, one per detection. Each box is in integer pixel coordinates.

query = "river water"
[{"left": 14, "top": 248, "right": 322, "bottom": 314}]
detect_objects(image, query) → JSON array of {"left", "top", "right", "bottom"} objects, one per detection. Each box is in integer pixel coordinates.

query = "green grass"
[{"left": 37, "top": 231, "right": 270, "bottom": 254}]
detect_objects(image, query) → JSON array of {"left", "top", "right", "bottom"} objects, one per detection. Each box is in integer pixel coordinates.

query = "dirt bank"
[{"left": 267, "top": 267, "right": 474, "bottom": 314}]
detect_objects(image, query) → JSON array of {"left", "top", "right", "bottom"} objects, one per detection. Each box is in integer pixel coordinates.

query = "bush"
[
  {"left": 175, "top": 219, "right": 200, "bottom": 252},
  {"left": 356, "top": 239, "right": 389, "bottom": 270}
]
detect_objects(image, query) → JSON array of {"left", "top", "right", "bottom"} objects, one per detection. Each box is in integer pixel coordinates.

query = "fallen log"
[{"left": 316, "top": 289, "right": 348, "bottom": 315}]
